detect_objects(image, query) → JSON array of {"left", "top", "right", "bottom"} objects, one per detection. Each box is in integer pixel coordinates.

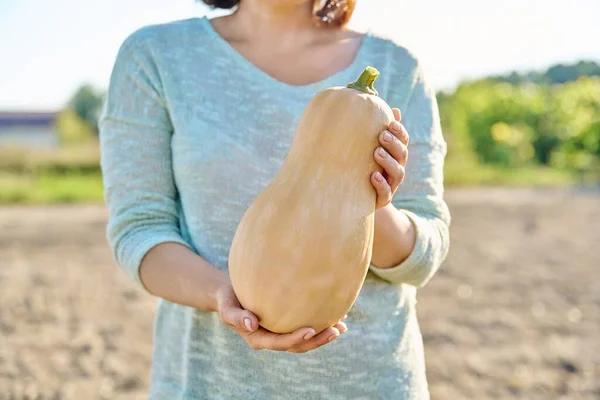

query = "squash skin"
[{"left": 228, "top": 83, "right": 395, "bottom": 334}]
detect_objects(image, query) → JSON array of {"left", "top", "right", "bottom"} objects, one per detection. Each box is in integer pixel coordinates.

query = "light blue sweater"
[{"left": 99, "top": 16, "right": 450, "bottom": 400}]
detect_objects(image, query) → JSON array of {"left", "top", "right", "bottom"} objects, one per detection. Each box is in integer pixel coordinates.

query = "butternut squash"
[{"left": 229, "top": 66, "right": 395, "bottom": 334}]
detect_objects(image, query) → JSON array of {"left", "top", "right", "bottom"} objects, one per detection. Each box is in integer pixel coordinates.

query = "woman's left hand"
[{"left": 371, "top": 108, "right": 409, "bottom": 210}]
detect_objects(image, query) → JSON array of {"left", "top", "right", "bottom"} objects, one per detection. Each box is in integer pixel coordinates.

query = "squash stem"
[{"left": 347, "top": 66, "right": 380, "bottom": 96}]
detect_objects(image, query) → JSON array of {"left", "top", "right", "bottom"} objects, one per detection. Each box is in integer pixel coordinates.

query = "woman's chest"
[
  {"left": 166, "top": 81, "right": 312, "bottom": 221},
  {"left": 176, "top": 95, "right": 297, "bottom": 174}
]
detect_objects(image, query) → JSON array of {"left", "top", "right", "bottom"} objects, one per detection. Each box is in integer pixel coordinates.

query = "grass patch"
[
  {"left": 444, "top": 161, "right": 579, "bottom": 187},
  {"left": 0, "top": 144, "right": 100, "bottom": 174},
  {"left": 0, "top": 145, "right": 104, "bottom": 204},
  {"left": 0, "top": 172, "right": 104, "bottom": 204}
]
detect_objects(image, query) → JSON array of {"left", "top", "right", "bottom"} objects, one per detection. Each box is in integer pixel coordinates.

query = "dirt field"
[{"left": 0, "top": 188, "right": 599, "bottom": 400}]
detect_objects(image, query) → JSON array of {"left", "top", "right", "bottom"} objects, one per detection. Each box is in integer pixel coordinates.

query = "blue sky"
[{"left": 1, "top": 0, "right": 598, "bottom": 110}]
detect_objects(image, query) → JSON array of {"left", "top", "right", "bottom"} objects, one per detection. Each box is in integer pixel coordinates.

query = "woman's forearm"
[
  {"left": 371, "top": 204, "right": 417, "bottom": 269},
  {"left": 138, "top": 205, "right": 415, "bottom": 309},
  {"left": 139, "top": 242, "right": 229, "bottom": 312}
]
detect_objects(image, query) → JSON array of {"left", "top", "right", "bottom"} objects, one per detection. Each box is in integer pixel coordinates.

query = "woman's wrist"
[{"left": 371, "top": 204, "right": 417, "bottom": 269}]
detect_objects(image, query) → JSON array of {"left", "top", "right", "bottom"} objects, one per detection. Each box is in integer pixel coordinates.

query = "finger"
[
  {"left": 374, "top": 147, "right": 406, "bottom": 190},
  {"left": 334, "top": 321, "right": 348, "bottom": 334},
  {"left": 218, "top": 299, "right": 259, "bottom": 333},
  {"left": 388, "top": 121, "right": 409, "bottom": 146},
  {"left": 311, "top": 326, "right": 341, "bottom": 345},
  {"left": 392, "top": 107, "right": 402, "bottom": 122},
  {"left": 248, "top": 326, "right": 316, "bottom": 352},
  {"left": 371, "top": 171, "right": 392, "bottom": 208},
  {"left": 379, "top": 130, "right": 408, "bottom": 165},
  {"left": 291, "top": 326, "right": 341, "bottom": 353}
]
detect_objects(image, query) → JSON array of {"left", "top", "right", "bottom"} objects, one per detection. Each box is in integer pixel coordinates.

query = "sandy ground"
[{"left": 0, "top": 188, "right": 598, "bottom": 400}]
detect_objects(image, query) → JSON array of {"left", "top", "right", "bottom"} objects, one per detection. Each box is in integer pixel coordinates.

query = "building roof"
[{"left": 0, "top": 111, "right": 57, "bottom": 128}]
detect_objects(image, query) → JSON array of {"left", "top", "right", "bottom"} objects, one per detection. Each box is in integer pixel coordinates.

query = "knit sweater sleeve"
[
  {"left": 99, "top": 30, "right": 191, "bottom": 291},
  {"left": 369, "top": 61, "right": 451, "bottom": 288}
]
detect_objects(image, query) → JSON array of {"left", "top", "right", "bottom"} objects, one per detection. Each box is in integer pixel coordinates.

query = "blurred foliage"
[
  {"left": 0, "top": 145, "right": 100, "bottom": 175},
  {"left": 68, "top": 84, "right": 105, "bottom": 135},
  {"left": 489, "top": 60, "right": 600, "bottom": 85},
  {"left": 0, "top": 83, "right": 105, "bottom": 203},
  {"left": 438, "top": 61, "right": 600, "bottom": 184},
  {"left": 55, "top": 108, "right": 98, "bottom": 145}
]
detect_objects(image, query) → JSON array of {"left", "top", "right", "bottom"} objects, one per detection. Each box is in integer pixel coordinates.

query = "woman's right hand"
[{"left": 216, "top": 284, "right": 347, "bottom": 353}]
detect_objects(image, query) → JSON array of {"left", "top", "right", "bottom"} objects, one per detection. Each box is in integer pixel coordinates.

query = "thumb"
[{"left": 219, "top": 299, "right": 259, "bottom": 332}]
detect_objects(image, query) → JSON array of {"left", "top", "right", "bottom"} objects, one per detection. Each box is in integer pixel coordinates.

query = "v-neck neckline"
[{"left": 197, "top": 15, "right": 372, "bottom": 94}]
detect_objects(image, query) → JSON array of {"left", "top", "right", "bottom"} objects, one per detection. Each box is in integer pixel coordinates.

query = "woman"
[{"left": 100, "top": 0, "right": 450, "bottom": 398}]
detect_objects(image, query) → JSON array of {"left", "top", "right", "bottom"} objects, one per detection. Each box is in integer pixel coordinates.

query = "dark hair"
[{"left": 201, "top": 0, "right": 239, "bottom": 8}]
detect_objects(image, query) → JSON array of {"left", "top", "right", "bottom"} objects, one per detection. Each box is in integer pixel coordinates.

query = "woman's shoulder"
[
  {"left": 358, "top": 30, "right": 431, "bottom": 105},
  {"left": 362, "top": 30, "right": 422, "bottom": 74},
  {"left": 115, "top": 17, "right": 211, "bottom": 57}
]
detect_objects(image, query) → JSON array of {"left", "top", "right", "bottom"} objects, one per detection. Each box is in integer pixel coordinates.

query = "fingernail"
[
  {"left": 390, "top": 121, "right": 401, "bottom": 131},
  {"left": 304, "top": 330, "right": 316, "bottom": 341},
  {"left": 374, "top": 172, "right": 384, "bottom": 182},
  {"left": 383, "top": 131, "right": 393, "bottom": 142},
  {"left": 244, "top": 318, "right": 253, "bottom": 332},
  {"left": 328, "top": 334, "right": 338, "bottom": 342},
  {"left": 378, "top": 147, "right": 387, "bottom": 158}
]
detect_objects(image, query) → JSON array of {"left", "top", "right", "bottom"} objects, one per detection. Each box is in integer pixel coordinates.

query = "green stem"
[{"left": 347, "top": 66, "right": 380, "bottom": 96}]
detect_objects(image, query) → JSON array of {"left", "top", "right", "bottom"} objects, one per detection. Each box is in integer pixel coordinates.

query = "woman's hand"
[
  {"left": 216, "top": 284, "right": 347, "bottom": 353},
  {"left": 371, "top": 108, "right": 410, "bottom": 210}
]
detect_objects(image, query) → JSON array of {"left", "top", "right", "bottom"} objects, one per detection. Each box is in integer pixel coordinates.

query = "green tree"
[
  {"left": 489, "top": 60, "right": 600, "bottom": 85},
  {"left": 439, "top": 76, "right": 600, "bottom": 174},
  {"left": 69, "top": 85, "right": 105, "bottom": 134}
]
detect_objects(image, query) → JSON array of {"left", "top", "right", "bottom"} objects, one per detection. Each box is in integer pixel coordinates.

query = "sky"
[{"left": 0, "top": 0, "right": 598, "bottom": 111}]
